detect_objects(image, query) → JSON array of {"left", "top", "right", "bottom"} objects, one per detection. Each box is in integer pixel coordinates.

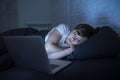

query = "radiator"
[{"left": 25, "top": 23, "right": 54, "bottom": 30}]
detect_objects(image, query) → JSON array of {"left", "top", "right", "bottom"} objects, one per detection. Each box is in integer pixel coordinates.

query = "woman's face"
[{"left": 66, "top": 30, "right": 87, "bottom": 46}]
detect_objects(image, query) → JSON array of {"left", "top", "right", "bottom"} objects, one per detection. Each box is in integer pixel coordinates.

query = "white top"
[{"left": 45, "top": 24, "right": 70, "bottom": 47}]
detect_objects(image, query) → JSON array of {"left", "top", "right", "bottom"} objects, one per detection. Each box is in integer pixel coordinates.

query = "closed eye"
[
  {"left": 74, "top": 31, "right": 78, "bottom": 35},
  {"left": 77, "top": 38, "right": 85, "bottom": 43},
  {"left": 77, "top": 39, "right": 82, "bottom": 43}
]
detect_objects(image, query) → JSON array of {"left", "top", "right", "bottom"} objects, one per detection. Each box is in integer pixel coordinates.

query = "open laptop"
[{"left": 3, "top": 36, "right": 72, "bottom": 75}]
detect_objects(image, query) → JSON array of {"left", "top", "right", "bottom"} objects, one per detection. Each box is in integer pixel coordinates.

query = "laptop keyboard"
[{"left": 51, "top": 64, "right": 59, "bottom": 69}]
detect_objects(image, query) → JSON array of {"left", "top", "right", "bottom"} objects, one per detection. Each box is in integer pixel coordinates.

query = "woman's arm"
[
  {"left": 48, "top": 46, "right": 74, "bottom": 59},
  {"left": 45, "top": 29, "right": 65, "bottom": 53},
  {"left": 45, "top": 29, "right": 74, "bottom": 59}
]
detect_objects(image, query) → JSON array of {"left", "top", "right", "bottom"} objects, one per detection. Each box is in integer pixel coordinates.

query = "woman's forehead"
[
  {"left": 76, "top": 32, "right": 88, "bottom": 40},
  {"left": 74, "top": 29, "right": 81, "bottom": 34},
  {"left": 78, "top": 36, "right": 87, "bottom": 40}
]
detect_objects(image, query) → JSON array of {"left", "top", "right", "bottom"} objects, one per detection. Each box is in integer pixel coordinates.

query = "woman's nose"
[{"left": 72, "top": 37, "right": 76, "bottom": 41}]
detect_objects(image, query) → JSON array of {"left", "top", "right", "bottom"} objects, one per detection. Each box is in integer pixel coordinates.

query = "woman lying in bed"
[{"left": 45, "top": 24, "right": 95, "bottom": 59}]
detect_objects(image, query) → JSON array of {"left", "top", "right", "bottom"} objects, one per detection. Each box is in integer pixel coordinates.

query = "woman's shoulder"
[
  {"left": 56, "top": 24, "right": 70, "bottom": 33},
  {"left": 58, "top": 23, "right": 67, "bottom": 26},
  {"left": 55, "top": 24, "right": 70, "bottom": 35}
]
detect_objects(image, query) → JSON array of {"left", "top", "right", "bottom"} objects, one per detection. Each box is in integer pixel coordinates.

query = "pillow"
[
  {"left": 0, "top": 37, "right": 8, "bottom": 55},
  {"left": 67, "top": 26, "right": 120, "bottom": 60}
]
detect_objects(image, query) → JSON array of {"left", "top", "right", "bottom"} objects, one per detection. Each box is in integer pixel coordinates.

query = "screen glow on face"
[{"left": 67, "top": 30, "right": 87, "bottom": 45}]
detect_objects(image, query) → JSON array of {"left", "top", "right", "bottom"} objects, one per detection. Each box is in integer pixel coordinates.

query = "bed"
[{"left": 0, "top": 26, "right": 120, "bottom": 80}]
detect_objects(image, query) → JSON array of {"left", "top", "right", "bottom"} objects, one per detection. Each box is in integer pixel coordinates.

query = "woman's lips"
[{"left": 69, "top": 38, "right": 72, "bottom": 43}]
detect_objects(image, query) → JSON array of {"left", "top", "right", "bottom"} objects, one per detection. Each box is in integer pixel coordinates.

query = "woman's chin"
[
  {"left": 68, "top": 42, "right": 72, "bottom": 45},
  {"left": 67, "top": 40, "right": 70, "bottom": 44}
]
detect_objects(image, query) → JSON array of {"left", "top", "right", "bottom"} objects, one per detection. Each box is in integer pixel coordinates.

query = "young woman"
[{"left": 45, "top": 24, "right": 95, "bottom": 59}]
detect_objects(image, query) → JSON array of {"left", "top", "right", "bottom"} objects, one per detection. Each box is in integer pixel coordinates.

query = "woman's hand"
[
  {"left": 69, "top": 44, "right": 76, "bottom": 51},
  {"left": 63, "top": 45, "right": 76, "bottom": 56},
  {"left": 48, "top": 44, "right": 76, "bottom": 59}
]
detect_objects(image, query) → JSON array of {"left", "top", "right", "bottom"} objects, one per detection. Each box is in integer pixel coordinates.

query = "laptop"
[{"left": 3, "top": 36, "right": 72, "bottom": 75}]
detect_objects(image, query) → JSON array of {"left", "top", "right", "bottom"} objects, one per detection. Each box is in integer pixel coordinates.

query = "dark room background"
[{"left": 0, "top": 0, "right": 120, "bottom": 36}]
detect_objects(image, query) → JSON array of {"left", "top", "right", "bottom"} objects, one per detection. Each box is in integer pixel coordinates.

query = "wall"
[
  {"left": 0, "top": 0, "right": 17, "bottom": 32},
  {"left": 51, "top": 0, "right": 70, "bottom": 26},
  {"left": 51, "top": 0, "right": 120, "bottom": 35},
  {"left": 17, "top": 0, "right": 52, "bottom": 27},
  {"left": 1, "top": 0, "right": 120, "bottom": 35},
  {"left": 69, "top": 0, "right": 120, "bottom": 35}
]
